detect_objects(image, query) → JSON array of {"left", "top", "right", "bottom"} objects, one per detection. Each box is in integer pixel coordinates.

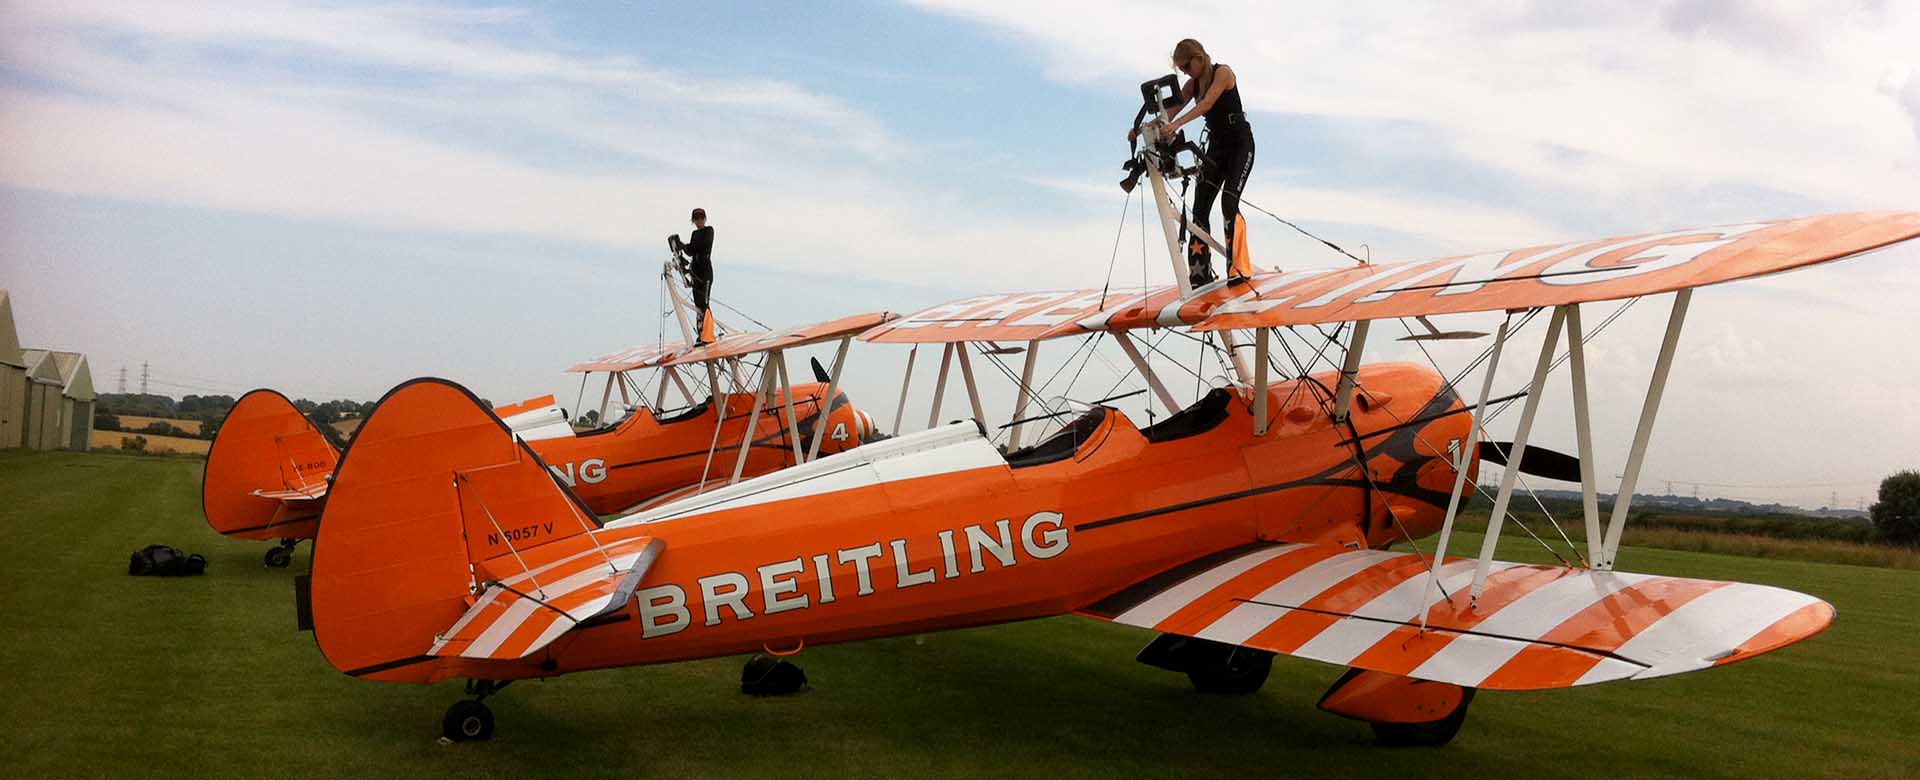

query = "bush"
[
  {"left": 120, "top": 435, "right": 147, "bottom": 453},
  {"left": 94, "top": 409, "right": 121, "bottom": 432},
  {"left": 1871, "top": 470, "right": 1920, "bottom": 546}
]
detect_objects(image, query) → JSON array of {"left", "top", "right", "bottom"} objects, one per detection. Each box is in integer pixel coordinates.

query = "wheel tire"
[
  {"left": 442, "top": 700, "right": 494, "bottom": 742},
  {"left": 1370, "top": 689, "right": 1474, "bottom": 747},
  {"left": 1186, "top": 648, "right": 1273, "bottom": 694},
  {"left": 263, "top": 546, "right": 292, "bottom": 568}
]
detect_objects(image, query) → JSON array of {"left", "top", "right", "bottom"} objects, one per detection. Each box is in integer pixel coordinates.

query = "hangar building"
[{"left": 1, "top": 289, "right": 96, "bottom": 451}]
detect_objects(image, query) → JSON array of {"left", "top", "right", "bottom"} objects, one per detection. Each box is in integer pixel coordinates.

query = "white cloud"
[{"left": 911, "top": 0, "right": 1920, "bottom": 213}]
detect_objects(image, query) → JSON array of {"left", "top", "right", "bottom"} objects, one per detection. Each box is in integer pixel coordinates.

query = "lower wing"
[{"left": 1079, "top": 543, "right": 1831, "bottom": 690}]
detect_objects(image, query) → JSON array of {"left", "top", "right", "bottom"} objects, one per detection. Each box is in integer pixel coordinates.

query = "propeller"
[
  {"left": 1477, "top": 441, "right": 1583, "bottom": 483},
  {"left": 811, "top": 357, "right": 832, "bottom": 384}
]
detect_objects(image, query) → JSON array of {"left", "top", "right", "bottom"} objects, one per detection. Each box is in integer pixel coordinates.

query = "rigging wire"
[{"left": 1099, "top": 187, "right": 1136, "bottom": 309}]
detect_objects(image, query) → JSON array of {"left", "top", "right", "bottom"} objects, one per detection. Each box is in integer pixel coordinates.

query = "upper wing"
[
  {"left": 566, "top": 344, "right": 679, "bottom": 373},
  {"left": 661, "top": 311, "right": 896, "bottom": 366},
  {"left": 860, "top": 287, "right": 1171, "bottom": 344},
  {"left": 1081, "top": 543, "right": 1832, "bottom": 690},
  {"left": 860, "top": 212, "right": 1920, "bottom": 342},
  {"left": 1194, "top": 211, "right": 1920, "bottom": 330}
]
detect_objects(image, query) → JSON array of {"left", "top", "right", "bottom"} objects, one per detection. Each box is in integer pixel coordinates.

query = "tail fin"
[
  {"left": 203, "top": 389, "right": 338, "bottom": 540},
  {"left": 309, "top": 378, "right": 657, "bottom": 682}
]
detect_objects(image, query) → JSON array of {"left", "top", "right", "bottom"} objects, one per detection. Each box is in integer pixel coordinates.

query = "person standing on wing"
[
  {"left": 674, "top": 207, "right": 716, "bottom": 345},
  {"left": 1132, "top": 38, "right": 1255, "bottom": 287}
]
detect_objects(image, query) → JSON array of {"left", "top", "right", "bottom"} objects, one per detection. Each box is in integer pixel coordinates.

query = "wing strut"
[
  {"left": 892, "top": 344, "right": 919, "bottom": 437},
  {"left": 729, "top": 359, "right": 779, "bottom": 485},
  {"left": 1252, "top": 328, "right": 1272, "bottom": 435},
  {"left": 956, "top": 343, "right": 987, "bottom": 429},
  {"left": 806, "top": 336, "right": 853, "bottom": 461},
  {"left": 1599, "top": 289, "right": 1692, "bottom": 568},
  {"left": 926, "top": 343, "right": 955, "bottom": 429},
  {"left": 1471, "top": 307, "right": 1567, "bottom": 602},
  {"left": 1419, "top": 315, "right": 1511, "bottom": 627},
  {"left": 774, "top": 351, "right": 804, "bottom": 465},
  {"left": 1565, "top": 304, "right": 1604, "bottom": 564},
  {"left": 1114, "top": 331, "right": 1180, "bottom": 413},
  {"left": 1006, "top": 340, "right": 1042, "bottom": 448},
  {"left": 1330, "top": 320, "right": 1372, "bottom": 422}
]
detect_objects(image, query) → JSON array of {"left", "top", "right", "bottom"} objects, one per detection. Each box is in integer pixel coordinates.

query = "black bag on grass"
[{"left": 128, "top": 544, "right": 207, "bottom": 577}]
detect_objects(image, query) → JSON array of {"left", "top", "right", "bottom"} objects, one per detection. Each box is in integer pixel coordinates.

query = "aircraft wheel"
[
  {"left": 1186, "top": 647, "right": 1273, "bottom": 694},
  {"left": 263, "top": 545, "right": 293, "bottom": 568},
  {"left": 1370, "top": 689, "right": 1474, "bottom": 747},
  {"left": 442, "top": 700, "right": 494, "bottom": 742}
]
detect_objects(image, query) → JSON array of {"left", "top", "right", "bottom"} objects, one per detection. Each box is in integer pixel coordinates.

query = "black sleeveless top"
[{"left": 1200, "top": 64, "right": 1248, "bottom": 136}]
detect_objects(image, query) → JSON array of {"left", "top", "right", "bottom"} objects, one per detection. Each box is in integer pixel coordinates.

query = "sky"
[{"left": 3, "top": 0, "right": 1917, "bottom": 510}]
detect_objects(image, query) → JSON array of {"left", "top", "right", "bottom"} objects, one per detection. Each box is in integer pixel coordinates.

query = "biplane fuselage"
[
  {"left": 523, "top": 383, "right": 867, "bottom": 514},
  {"left": 204, "top": 383, "right": 869, "bottom": 547},
  {"left": 349, "top": 363, "right": 1469, "bottom": 683}
]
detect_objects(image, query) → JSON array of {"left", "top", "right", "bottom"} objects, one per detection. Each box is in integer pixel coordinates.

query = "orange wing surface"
[
  {"left": 203, "top": 389, "right": 339, "bottom": 541},
  {"left": 1083, "top": 544, "right": 1833, "bottom": 690},
  {"left": 1195, "top": 210, "right": 1920, "bottom": 329},
  {"left": 661, "top": 311, "right": 897, "bottom": 366},
  {"left": 862, "top": 212, "right": 1920, "bottom": 343},
  {"left": 566, "top": 343, "right": 678, "bottom": 373}
]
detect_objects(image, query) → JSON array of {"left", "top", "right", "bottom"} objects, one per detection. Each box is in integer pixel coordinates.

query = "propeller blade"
[
  {"left": 1478, "top": 441, "right": 1583, "bottom": 483},
  {"left": 811, "top": 357, "right": 832, "bottom": 384}
]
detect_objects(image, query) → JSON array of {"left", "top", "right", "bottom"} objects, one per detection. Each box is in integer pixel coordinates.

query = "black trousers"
[{"left": 1190, "top": 130, "right": 1256, "bottom": 276}]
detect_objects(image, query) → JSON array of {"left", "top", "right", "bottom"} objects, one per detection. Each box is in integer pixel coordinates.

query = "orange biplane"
[
  {"left": 290, "top": 82, "right": 1920, "bottom": 744},
  {"left": 203, "top": 253, "right": 889, "bottom": 567},
  {"left": 297, "top": 203, "right": 1919, "bottom": 743}
]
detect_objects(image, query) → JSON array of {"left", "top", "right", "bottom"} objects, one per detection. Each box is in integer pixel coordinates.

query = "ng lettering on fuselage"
[
  {"left": 549, "top": 458, "right": 608, "bottom": 487},
  {"left": 634, "top": 511, "right": 1069, "bottom": 638}
]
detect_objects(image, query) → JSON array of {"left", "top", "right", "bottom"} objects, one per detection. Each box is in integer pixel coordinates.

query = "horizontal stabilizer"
[
  {"left": 430, "top": 533, "right": 661, "bottom": 660},
  {"left": 1082, "top": 544, "right": 1832, "bottom": 690}
]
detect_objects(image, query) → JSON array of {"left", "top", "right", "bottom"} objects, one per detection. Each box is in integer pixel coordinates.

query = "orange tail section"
[
  {"left": 309, "top": 378, "right": 655, "bottom": 682},
  {"left": 203, "top": 389, "right": 339, "bottom": 541}
]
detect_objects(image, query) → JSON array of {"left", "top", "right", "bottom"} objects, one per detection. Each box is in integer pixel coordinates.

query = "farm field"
[
  {"left": 114, "top": 415, "right": 204, "bottom": 435},
  {"left": 0, "top": 448, "right": 1914, "bottom": 780},
  {"left": 88, "top": 429, "right": 211, "bottom": 454}
]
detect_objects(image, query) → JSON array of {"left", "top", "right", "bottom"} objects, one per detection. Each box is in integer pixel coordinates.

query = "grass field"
[
  {"left": 88, "top": 430, "right": 211, "bottom": 455},
  {"left": 1, "top": 449, "right": 1915, "bottom": 780}
]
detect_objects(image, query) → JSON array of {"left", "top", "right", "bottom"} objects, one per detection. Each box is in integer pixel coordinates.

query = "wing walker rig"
[{"left": 208, "top": 77, "right": 1920, "bottom": 747}]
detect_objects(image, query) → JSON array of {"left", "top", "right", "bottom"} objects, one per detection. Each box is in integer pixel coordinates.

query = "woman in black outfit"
[{"left": 1139, "top": 38, "right": 1255, "bottom": 286}]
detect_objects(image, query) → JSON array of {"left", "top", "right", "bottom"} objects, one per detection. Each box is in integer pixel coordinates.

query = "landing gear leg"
[
  {"left": 1134, "top": 634, "right": 1274, "bottom": 695},
  {"left": 442, "top": 680, "right": 510, "bottom": 742},
  {"left": 740, "top": 652, "right": 808, "bottom": 696},
  {"left": 263, "top": 539, "right": 298, "bottom": 568}
]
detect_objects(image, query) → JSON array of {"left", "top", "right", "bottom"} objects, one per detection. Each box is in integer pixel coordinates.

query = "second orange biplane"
[{"left": 203, "top": 255, "right": 888, "bottom": 566}]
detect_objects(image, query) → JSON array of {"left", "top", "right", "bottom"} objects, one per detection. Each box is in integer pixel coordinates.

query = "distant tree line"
[
  {"left": 1872, "top": 471, "right": 1920, "bottom": 546},
  {"left": 1466, "top": 470, "right": 1920, "bottom": 549},
  {"left": 95, "top": 392, "right": 374, "bottom": 446}
]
